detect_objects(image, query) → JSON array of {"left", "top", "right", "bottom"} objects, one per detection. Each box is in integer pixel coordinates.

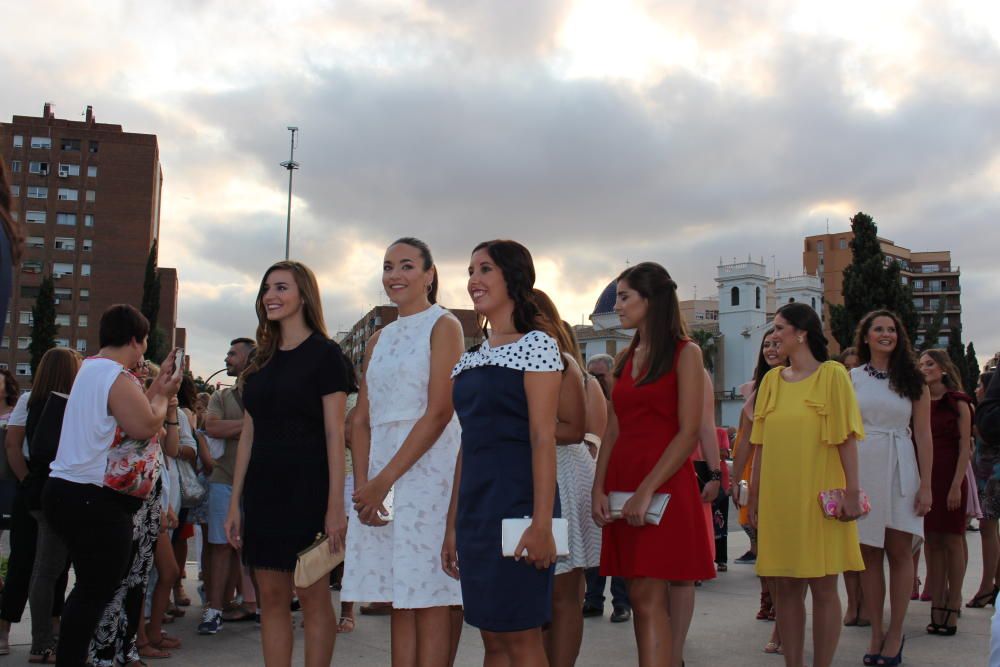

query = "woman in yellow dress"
[{"left": 748, "top": 302, "right": 865, "bottom": 667}]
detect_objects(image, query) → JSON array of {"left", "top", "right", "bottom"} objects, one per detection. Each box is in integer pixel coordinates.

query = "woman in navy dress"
[{"left": 443, "top": 240, "right": 563, "bottom": 665}]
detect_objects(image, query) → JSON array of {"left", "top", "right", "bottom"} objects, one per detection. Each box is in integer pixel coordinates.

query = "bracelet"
[
  {"left": 709, "top": 469, "right": 722, "bottom": 482},
  {"left": 164, "top": 420, "right": 179, "bottom": 426}
]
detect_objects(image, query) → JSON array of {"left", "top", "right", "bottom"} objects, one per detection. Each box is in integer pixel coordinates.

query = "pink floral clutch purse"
[{"left": 818, "top": 489, "right": 871, "bottom": 521}]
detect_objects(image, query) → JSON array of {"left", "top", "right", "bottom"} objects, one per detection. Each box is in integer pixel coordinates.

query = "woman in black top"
[{"left": 226, "top": 260, "right": 355, "bottom": 667}]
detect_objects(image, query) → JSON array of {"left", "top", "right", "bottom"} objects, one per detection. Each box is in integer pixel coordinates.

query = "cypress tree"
[
  {"left": 28, "top": 275, "right": 58, "bottom": 375},
  {"left": 947, "top": 326, "right": 968, "bottom": 391},
  {"left": 919, "top": 300, "right": 946, "bottom": 352},
  {"left": 966, "top": 342, "right": 981, "bottom": 394},
  {"left": 140, "top": 240, "right": 164, "bottom": 361},
  {"left": 828, "top": 212, "right": 920, "bottom": 348}
]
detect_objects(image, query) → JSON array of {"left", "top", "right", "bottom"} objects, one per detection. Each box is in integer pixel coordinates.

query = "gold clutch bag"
[{"left": 294, "top": 534, "right": 345, "bottom": 589}]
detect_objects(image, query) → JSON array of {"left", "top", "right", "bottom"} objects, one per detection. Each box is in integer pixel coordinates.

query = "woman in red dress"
[
  {"left": 920, "top": 349, "right": 973, "bottom": 636},
  {"left": 592, "top": 262, "right": 715, "bottom": 667}
]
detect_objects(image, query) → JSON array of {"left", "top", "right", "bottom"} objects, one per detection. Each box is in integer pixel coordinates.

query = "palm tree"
[{"left": 690, "top": 328, "right": 718, "bottom": 373}]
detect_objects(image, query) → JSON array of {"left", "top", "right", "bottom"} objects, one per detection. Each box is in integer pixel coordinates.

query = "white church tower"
[
  {"left": 773, "top": 274, "right": 824, "bottom": 322},
  {"left": 717, "top": 260, "right": 769, "bottom": 427}
]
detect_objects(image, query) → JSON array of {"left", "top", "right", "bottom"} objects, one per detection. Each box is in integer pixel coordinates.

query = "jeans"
[
  {"left": 28, "top": 510, "right": 71, "bottom": 653},
  {"left": 44, "top": 479, "right": 137, "bottom": 667},
  {"left": 584, "top": 568, "right": 630, "bottom": 609},
  {"left": 0, "top": 483, "right": 37, "bottom": 623}
]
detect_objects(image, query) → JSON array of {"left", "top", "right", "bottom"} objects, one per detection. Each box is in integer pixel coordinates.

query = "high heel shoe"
[
  {"left": 926, "top": 607, "right": 958, "bottom": 636},
  {"left": 876, "top": 636, "right": 905, "bottom": 666},
  {"left": 966, "top": 586, "right": 1000, "bottom": 608}
]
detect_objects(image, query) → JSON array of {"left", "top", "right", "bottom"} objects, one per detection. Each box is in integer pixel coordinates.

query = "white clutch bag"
[
  {"left": 608, "top": 492, "right": 671, "bottom": 525},
  {"left": 501, "top": 517, "right": 570, "bottom": 557}
]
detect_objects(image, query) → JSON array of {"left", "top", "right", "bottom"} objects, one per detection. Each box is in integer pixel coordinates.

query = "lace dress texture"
[{"left": 341, "top": 305, "right": 463, "bottom": 608}]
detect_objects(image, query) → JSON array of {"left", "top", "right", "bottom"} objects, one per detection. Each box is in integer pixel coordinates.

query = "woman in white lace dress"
[
  {"left": 851, "top": 310, "right": 932, "bottom": 667},
  {"left": 342, "top": 238, "right": 464, "bottom": 666}
]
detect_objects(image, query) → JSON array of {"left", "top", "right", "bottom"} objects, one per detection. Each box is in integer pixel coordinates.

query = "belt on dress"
[{"left": 865, "top": 427, "right": 918, "bottom": 497}]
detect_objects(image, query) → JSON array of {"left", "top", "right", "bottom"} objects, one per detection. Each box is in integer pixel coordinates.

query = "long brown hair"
[
  {"left": 472, "top": 240, "right": 557, "bottom": 340},
  {"left": 613, "top": 262, "right": 688, "bottom": 386},
  {"left": 0, "top": 159, "right": 23, "bottom": 264},
  {"left": 246, "top": 260, "right": 328, "bottom": 376},
  {"left": 0, "top": 368, "right": 19, "bottom": 407},
  {"left": 853, "top": 310, "right": 924, "bottom": 401},
  {"left": 920, "top": 348, "right": 965, "bottom": 393},
  {"left": 532, "top": 289, "right": 585, "bottom": 369},
  {"left": 27, "top": 347, "right": 80, "bottom": 410}
]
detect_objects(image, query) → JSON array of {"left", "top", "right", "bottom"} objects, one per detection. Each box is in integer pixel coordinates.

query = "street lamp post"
[{"left": 281, "top": 126, "right": 300, "bottom": 260}]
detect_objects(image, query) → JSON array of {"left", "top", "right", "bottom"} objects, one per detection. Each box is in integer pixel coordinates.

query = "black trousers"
[
  {"left": 43, "top": 479, "right": 137, "bottom": 667},
  {"left": 713, "top": 493, "right": 730, "bottom": 564}
]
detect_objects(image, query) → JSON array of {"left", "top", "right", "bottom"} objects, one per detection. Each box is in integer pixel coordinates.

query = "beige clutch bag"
[{"left": 294, "top": 534, "right": 345, "bottom": 589}]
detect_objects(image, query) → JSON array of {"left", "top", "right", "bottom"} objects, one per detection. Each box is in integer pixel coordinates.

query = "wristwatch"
[{"left": 709, "top": 469, "right": 722, "bottom": 482}]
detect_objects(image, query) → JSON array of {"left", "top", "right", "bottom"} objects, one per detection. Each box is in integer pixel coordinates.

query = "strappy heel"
[
  {"left": 966, "top": 586, "right": 1000, "bottom": 608},
  {"left": 926, "top": 607, "right": 958, "bottom": 636}
]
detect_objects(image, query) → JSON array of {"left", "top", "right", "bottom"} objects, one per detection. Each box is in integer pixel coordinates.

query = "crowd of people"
[{"left": 0, "top": 226, "right": 996, "bottom": 666}]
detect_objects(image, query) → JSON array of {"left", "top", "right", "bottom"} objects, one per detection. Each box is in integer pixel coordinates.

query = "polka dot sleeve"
[{"left": 451, "top": 330, "right": 566, "bottom": 377}]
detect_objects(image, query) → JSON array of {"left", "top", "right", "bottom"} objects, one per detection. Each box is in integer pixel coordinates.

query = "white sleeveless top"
[{"left": 367, "top": 304, "right": 449, "bottom": 427}]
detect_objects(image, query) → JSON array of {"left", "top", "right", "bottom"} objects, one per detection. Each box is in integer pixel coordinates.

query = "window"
[
  {"left": 912, "top": 298, "right": 923, "bottom": 308},
  {"left": 730, "top": 286, "right": 740, "bottom": 307},
  {"left": 10, "top": 160, "right": 20, "bottom": 173},
  {"left": 17, "top": 337, "right": 30, "bottom": 350},
  {"left": 921, "top": 264, "right": 940, "bottom": 273},
  {"left": 20, "top": 260, "right": 42, "bottom": 274},
  {"left": 28, "top": 161, "right": 49, "bottom": 175},
  {"left": 57, "top": 188, "right": 77, "bottom": 201},
  {"left": 52, "top": 262, "right": 74, "bottom": 277},
  {"left": 19, "top": 311, "right": 32, "bottom": 325},
  {"left": 942, "top": 316, "right": 949, "bottom": 325},
  {"left": 54, "top": 288, "right": 72, "bottom": 301},
  {"left": 55, "top": 314, "right": 70, "bottom": 326},
  {"left": 82, "top": 239, "right": 93, "bottom": 251},
  {"left": 27, "top": 186, "right": 47, "bottom": 199},
  {"left": 755, "top": 286, "right": 762, "bottom": 309},
  {"left": 76, "top": 339, "right": 87, "bottom": 353},
  {"left": 16, "top": 364, "right": 31, "bottom": 377},
  {"left": 55, "top": 338, "right": 69, "bottom": 348},
  {"left": 811, "top": 297, "right": 817, "bottom": 310},
  {"left": 88, "top": 141, "right": 99, "bottom": 154},
  {"left": 57, "top": 213, "right": 77, "bottom": 226},
  {"left": 58, "top": 163, "right": 80, "bottom": 177},
  {"left": 839, "top": 238, "right": 848, "bottom": 249},
  {"left": 13, "top": 135, "right": 23, "bottom": 149},
  {"left": 78, "top": 288, "right": 89, "bottom": 301},
  {"left": 80, "top": 264, "right": 91, "bottom": 276},
  {"left": 54, "top": 237, "right": 76, "bottom": 250},
  {"left": 78, "top": 315, "right": 88, "bottom": 327},
  {"left": 25, "top": 236, "right": 44, "bottom": 249},
  {"left": 788, "top": 297, "right": 796, "bottom": 303},
  {"left": 25, "top": 210, "right": 46, "bottom": 224},
  {"left": 928, "top": 299, "right": 940, "bottom": 310},
  {"left": 938, "top": 335, "right": 949, "bottom": 346},
  {"left": 9, "top": 185, "right": 19, "bottom": 197},
  {"left": 84, "top": 214, "right": 94, "bottom": 227},
  {"left": 87, "top": 166, "right": 97, "bottom": 177},
  {"left": 816, "top": 240, "right": 824, "bottom": 252},
  {"left": 901, "top": 276, "right": 908, "bottom": 285},
  {"left": 30, "top": 137, "right": 52, "bottom": 149},
  {"left": 85, "top": 190, "right": 95, "bottom": 202},
  {"left": 20, "top": 285, "right": 40, "bottom": 298},
  {"left": 60, "top": 138, "right": 81, "bottom": 151},
  {"left": 0, "top": 338, "right": 7, "bottom": 349}
]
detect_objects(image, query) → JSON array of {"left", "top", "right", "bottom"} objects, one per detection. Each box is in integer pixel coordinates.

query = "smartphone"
[{"left": 172, "top": 348, "right": 184, "bottom": 380}]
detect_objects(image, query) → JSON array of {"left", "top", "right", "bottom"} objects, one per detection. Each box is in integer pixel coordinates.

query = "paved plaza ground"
[{"left": 3, "top": 521, "right": 991, "bottom": 665}]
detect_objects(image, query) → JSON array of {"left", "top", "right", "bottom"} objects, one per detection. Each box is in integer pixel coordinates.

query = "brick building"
[
  {"left": 1, "top": 103, "right": 179, "bottom": 378},
  {"left": 803, "top": 231, "right": 961, "bottom": 350}
]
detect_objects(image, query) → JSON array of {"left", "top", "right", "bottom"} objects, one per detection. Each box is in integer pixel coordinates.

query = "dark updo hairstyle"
[
  {"left": 471, "top": 240, "right": 555, "bottom": 339},
  {"left": 0, "top": 368, "right": 18, "bottom": 407},
  {"left": 612, "top": 262, "right": 688, "bottom": 386},
  {"left": 774, "top": 301, "right": 828, "bottom": 363},
  {"left": 853, "top": 310, "right": 924, "bottom": 401},
  {"left": 390, "top": 237, "right": 439, "bottom": 304}
]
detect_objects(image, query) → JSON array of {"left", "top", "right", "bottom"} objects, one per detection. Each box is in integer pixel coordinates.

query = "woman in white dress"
[
  {"left": 852, "top": 310, "right": 933, "bottom": 667},
  {"left": 343, "top": 238, "right": 464, "bottom": 666}
]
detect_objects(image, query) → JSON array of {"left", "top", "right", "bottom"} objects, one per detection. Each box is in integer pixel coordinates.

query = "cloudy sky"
[{"left": 3, "top": 0, "right": 998, "bottom": 377}]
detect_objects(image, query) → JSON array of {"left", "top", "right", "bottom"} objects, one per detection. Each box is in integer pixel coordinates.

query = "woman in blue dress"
[{"left": 442, "top": 239, "right": 563, "bottom": 666}]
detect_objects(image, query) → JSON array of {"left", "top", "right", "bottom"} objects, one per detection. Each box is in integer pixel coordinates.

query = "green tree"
[
  {"left": 28, "top": 275, "right": 58, "bottom": 375},
  {"left": 966, "top": 342, "right": 981, "bottom": 394},
  {"left": 946, "top": 326, "right": 969, "bottom": 390},
  {"left": 690, "top": 329, "right": 718, "bottom": 373},
  {"left": 828, "top": 212, "right": 920, "bottom": 348},
  {"left": 140, "top": 240, "right": 165, "bottom": 362},
  {"left": 919, "top": 300, "right": 946, "bottom": 352}
]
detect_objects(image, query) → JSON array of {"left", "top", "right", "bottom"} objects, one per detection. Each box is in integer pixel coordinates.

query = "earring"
[{"left": 798, "top": 337, "right": 804, "bottom": 344}]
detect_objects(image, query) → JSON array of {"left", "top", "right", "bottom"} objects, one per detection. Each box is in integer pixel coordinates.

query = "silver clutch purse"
[{"left": 608, "top": 492, "right": 671, "bottom": 525}]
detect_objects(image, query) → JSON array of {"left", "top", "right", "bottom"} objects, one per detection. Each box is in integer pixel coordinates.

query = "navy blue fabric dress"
[{"left": 451, "top": 330, "right": 564, "bottom": 632}]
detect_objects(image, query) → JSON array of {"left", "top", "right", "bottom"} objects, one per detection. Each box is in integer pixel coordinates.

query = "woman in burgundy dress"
[
  {"left": 592, "top": 262, "right": 715, "bottom": 667},
  {"left": 920, "top": 349, "right": 973, "bottom": 636}
]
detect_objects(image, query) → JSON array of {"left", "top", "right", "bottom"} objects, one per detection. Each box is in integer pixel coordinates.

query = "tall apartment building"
[
  {"left": 803, "top": 232, "right": 961, "bottom": 350},
  {"left": 1, "top": 103, "right": 179, "bottom": 379}
]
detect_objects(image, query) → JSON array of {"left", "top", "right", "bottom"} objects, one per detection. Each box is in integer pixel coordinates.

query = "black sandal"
[
  {"left": 966, "top": 587, "right": 999, "bottom": 608},
  {"left": 926, "top": 607, "right": 958, "bottom": 635}
]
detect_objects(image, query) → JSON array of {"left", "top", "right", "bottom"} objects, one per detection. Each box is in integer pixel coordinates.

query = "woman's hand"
[
  {"left": 515, "top": 521, "right": 557, "bottom": 569},
  {"left": 621, "top": 488, "right": 653, "bottom": 527},
  {"left": 592, "top": 489, "right": 612, "bottom": 527},
  {"left": 325, "top": 510, "right": 348, "bottom": 554},
  {"left": 838, "top": 490, "right": 864, "bottom": 521},
  {"left": 946, "top": 483, "right": 962, "bottom": 511},
  {"left": 441, "top": 527, "right": 459, "bottom": 580},
  {"left": 224, "top": 507, "right": 242, "bottom": 550},
  {"left": 353, "top": 474, "right": 391, "bottom": 526},
  {"left": 700, "top": 479, "right": 720, "bottom": 504},
  {"left": 914, "top": 486, "right": 932, "bottom": 517},
  {"left": 731, "top": 480, "right": 744, "bottom": 508}
]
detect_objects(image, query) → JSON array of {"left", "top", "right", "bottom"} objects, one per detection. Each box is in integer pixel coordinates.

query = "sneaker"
[
  {"left": 582, "top": 602, "right": 603, "bottom": 618},
  {"left": 610, "top": 606, "right": 632, "bottom": 623},
  {"left": 734, "top": 550, "right": 756, "bottom": 564},
  {"left": 197, "top": 609, "right": 223, "bottom": 635}
]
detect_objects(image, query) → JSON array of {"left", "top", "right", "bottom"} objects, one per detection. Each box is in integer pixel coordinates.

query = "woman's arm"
[
  {"left": 5, "top": 425, "right": 27, "bottom": 482},
  {"left": 621, "top": 344, "right": 704, "bottom": 526},
  {"left": 592, "top": 396, "right": 619, "bottom": 526},
  {"left": 349, "top": 331, "right": 379, "bottom": 499},
  {"left": 836, "top": 436, "right": 863, "bottom": 519},
  {"left": 354, "top": 317, "right": 464, "bottom": 524},
  {"left": 555, "top": 356, "right": 586, "bottom": 445},
  {"left": 193, "top": 430, "right": 214, "bottom": 475},
  {"left": 729, "top": 412, "right": 753, "bottom": 506},
  {"left": 697, "top": 368, "right": 721, "bottom": 502},
  {"left": 748, "top": 444, "right": 762, "bottom": 527},
  {"left": 224, "top": 412, "right": 255, "bottom": 549},
  {"left": 173, "top": 408, "right": 198, "bottom": 463},
  {"left": 160, "top": 398, "right": 181, "bottom": 458},
  {"left": 948, "top": 401, "right": 973, "bottom": 511},
  {"left": 520, "top": 369, "right": 562, "bottom": 567},
  {"left": 441, "top": 450, "right": 462, "bottom": 579},
  {"left": 911, "top": 387, "right": 933, "bottom": 515},
  {"left": 583, "top": 377, "right": 608, "bottom": 459},
  {"left": 323, "top": 391, "right": 349, "bottom": 553}
]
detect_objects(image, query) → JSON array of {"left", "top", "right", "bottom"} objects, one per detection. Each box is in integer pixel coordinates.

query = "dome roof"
[{"left": 592, "top": 280, "right": 617, "bottom": 316}]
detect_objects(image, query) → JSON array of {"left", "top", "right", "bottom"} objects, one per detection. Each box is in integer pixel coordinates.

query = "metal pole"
[{"left": 281, "top": 127, "right": 300, "bottom": 260}]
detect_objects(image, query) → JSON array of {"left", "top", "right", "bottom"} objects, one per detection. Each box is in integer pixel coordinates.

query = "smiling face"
[
  {"left": 865, "top": 315, "right": 898, "bottom": 358},
  {"left": 383, "top": 243, "right": 433, "bottom": 308},
  {"left": 761, "top": 336, "right": 785, "bottom": 367},
  {"left": 613, "top": 280, "right": 648, "bottom": 330},
  {"left": 467, "top": 247, "right": 510, "bottom": 317},
  {"left": 919, "top": 353, "right": 944, "bottom": 385},
  {"left": 260, "top": 268, "right": 303, "bottom": 323},
  {"left": 769, "top": 313, "right": 801, "bottom": 357}
]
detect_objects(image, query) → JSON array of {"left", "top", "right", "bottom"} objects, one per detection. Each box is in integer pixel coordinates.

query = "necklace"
[{"left": 864, "top": 363, "right": 889, "bottom": 380}]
